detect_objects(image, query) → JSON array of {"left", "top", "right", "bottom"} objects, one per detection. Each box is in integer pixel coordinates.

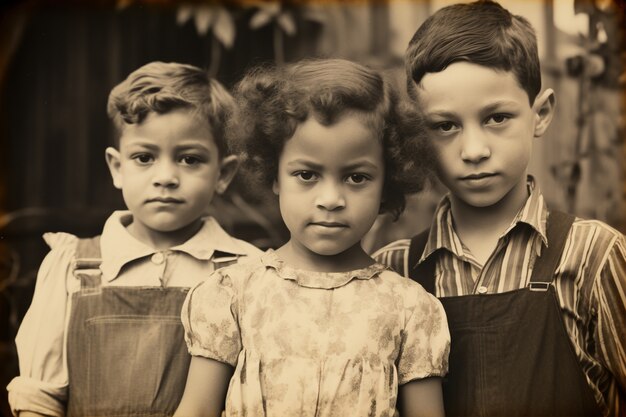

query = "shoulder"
[
  {"left": 372, "top": 238, "right": 412, "bottom": 256},
  {"left": 557, "top": 217, "right": 626, "bottom": 285},
  {"left": 42, "top": 231, "right": 79, "bottom": 251},
  {"left": 40, "top": 232, "right": 81, "bottom": 268},
  {"left": 568, "top": 217, "right": 624, "bottom": 253},
  {"left": 193, "top": 255, "right": 266, "bottom": 294},
  {"left": 377, "top": 268, "right": 438, "bottom": 306},
  {"left": 33, "top": 232, "right": 83, "bottom": 289},
  {"left": 372, "top": 239, "right": 412, "bottom": 275}
]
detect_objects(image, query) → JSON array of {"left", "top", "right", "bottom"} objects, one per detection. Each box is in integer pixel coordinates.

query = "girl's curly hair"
[{"left": 229, "top": 58, "right": 435, "bottom": 220}]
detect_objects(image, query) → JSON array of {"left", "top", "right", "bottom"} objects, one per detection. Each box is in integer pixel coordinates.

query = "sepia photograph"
[{"left": 0, "top": 0, "right": 624, "bottom": 416}]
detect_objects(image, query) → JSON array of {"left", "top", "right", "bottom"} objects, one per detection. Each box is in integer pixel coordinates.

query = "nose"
[
  {"left": 315, "top": 180, "right": 346, "bottom": 211},
  {"left": 153, "top": 160, "right": 180, "bottom": 188},
  {"left": 460, "top": 126, "right": 491, "bottom": 163}
]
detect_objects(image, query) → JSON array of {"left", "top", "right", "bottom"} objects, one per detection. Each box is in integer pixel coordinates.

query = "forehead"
[
  {"left": 414, "top": 62, "right": 529, "bottom": 115},
  {"left": 282, "top": 115, "right": 383, "bottom": 165},
  {"left": 119, "top": 109, "right": 215, "bottom": 147}
]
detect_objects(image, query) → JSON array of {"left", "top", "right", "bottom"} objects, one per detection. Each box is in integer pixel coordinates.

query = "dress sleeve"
[
  {"left": 7, "top": 232, "right": 78, "bottom": 416},
  {"left": 181, "top": 268, "right": 242, "bottom": 367},
  {"left": 397, "top": 285, "right": 450, "bottom": 385}
]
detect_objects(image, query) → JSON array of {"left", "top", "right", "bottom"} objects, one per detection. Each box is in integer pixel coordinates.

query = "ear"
[
  {"left": 215, "top": 155, "right": 240, "bottom": 195},
  {"left": 532, "top": 88, "right": 556, "bottom": 138},
  {"left": 272, "top": 179, "right": 279, "bottom": 196},
  {"left": 105, "top": 147, "right": 123, "bottom": 190}
]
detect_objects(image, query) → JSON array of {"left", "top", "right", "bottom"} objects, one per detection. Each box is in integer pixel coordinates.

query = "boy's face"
[
  {"left": 273, "top": 114, "right": 384, "bottom": 261},
  {"left": 414, "top": 62, "right": 554, "bottom": 211},
  {"left": 105, "top": 109, "right": 238, "bottom": 245}
]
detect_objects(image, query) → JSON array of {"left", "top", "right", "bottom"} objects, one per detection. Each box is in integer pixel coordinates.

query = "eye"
[
  {"left": 132, "top": 153, "right": 154, "bottom": 165},
  {"left": 346, "top": 173, "right": 369, "bottom": 185},
  {"left": 294, "top": 170, "right": 318, "bottom": 182},
  {"left": 485, "top": 113, "right": 510, "bottom": 125},
  {"left": 180, "top": 155, "right": 202, "bottom": 166},
  {"left": 431, "top": 121, "right": 459, "bottom": 134}
]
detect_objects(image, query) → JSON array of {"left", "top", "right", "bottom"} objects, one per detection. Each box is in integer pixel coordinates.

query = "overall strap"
[
  {"left": 408, "top": 228, "right": 437, "bottom": 294},
  {"left": 72, "top": 236, "right": 103, "bottom": 289},
  {"left": 528, "top": 210, "right": 575, "bottom": 290}
]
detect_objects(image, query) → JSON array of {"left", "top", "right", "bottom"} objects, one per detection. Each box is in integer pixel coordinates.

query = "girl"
[{"left": 174, "top": 59, "right": 450, "bottom": 417}]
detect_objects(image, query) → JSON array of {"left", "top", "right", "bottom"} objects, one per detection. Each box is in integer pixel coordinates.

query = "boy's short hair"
[
  {"left": 230, "top": 58, "right": 434, "bottom": 219},
  {"left": 406, "top": 0, "right": 541, "bottom": 105},
  {"left": 107, "top": 61, "right": 235, "bottom": 156}
]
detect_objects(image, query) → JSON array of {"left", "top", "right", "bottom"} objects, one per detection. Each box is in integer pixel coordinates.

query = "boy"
[
  {"left": 7, "top": 62, "right": 262, "bottom": 417},
  {"left": 374, "top": 2, "right": 626, "bottom": 416}
]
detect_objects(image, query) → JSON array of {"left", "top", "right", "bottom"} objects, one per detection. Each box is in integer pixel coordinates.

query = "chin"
[
  {"left": 466, "top": 198, "right": 501, "bottom": 208},
  {"left": 307, "top": 244, "right": 350, "bottom": 257}
]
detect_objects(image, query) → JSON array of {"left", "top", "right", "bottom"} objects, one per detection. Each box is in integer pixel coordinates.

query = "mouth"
[
  {"left": 309, "top": 222, "right": 348, "bottom": 228},
  {"left": 146, "top": 197, "right": 184, "bottom": 204},
  {"left": 460, "top": 172, "right": 497, "bottom": 180}
]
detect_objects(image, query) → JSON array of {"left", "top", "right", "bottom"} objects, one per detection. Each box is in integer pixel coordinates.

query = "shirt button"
[
  {"left": 151, "top": 252, "right": 165, "bottom": 265},
  {"left": 477, "top": 286, "right": 488, "bottom": 294}
]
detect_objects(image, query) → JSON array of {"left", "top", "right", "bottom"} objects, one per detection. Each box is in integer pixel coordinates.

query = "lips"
[
  {"left": 310, "top": 221, "right": 348, "bottom": 228},
  {"left": 146, "top": 197, "right": 184, "bottom": 204},
  {"left": 461, "top": 172, "right": 497, "bottom": 180}
]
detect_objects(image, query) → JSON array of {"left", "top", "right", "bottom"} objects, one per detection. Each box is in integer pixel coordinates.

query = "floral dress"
[{"left": 182, "top": 250, "right": 450, "bottom": 417}]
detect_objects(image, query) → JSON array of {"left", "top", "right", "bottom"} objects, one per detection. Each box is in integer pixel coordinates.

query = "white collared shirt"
[{"left": 7, "top": 210, "right": 262, "bottom": 416}]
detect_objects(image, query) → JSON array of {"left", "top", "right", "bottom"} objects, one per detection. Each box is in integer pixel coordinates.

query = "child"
[
  {"left": 374, "top": 2, "right": 626, "bottom": 416},
  {"left": 173, "top": 58, "right": 450, "bottom": 417},
  {"left": 7, "top": 61, "right": 262, "bottom": 417}
]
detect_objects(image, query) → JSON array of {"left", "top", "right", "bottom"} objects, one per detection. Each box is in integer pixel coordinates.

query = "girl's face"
[{"left": 273, "top": 114, "right": 384, "bottom": 267}]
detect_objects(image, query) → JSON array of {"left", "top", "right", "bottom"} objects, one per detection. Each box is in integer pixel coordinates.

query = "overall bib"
[
  {"left": 66, "top": 236, "right": 237, "bottom": 417},
  {"left": 408, "top": 212, "right": 602, "bottom": 417}
]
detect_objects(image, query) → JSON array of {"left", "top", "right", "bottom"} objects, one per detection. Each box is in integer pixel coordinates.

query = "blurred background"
[{"left": 0, "top": 0, "right": 624, "bottom": 415}]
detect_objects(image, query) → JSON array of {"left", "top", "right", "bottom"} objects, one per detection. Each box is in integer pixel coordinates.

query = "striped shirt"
[{"left": 373, "top": 179, "right": 626, "bottom": 417}]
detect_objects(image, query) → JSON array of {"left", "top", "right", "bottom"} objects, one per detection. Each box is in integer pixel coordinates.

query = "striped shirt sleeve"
[
  {"left": 594, "top": 231, "right": 626, "bottom": 412},
  {"left": 372, "top": 239, "right": 411, "bottom": 277}
]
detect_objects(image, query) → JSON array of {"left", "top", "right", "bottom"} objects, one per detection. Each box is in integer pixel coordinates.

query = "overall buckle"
[{"left": 528, "top": 282, "right": 550, "bottom": 292}]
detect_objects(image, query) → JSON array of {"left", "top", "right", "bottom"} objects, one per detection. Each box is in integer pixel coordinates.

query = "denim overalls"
[
  {"left": 66, "top": 236, "right": 238, "bottom": 417},
  {"left": 409, "top": 212, "right": 601, "bottom": 417}
]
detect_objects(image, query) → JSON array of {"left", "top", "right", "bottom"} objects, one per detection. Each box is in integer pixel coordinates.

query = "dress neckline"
[{"left": 261, "top": 249, "right": 387, "bottom": 290}]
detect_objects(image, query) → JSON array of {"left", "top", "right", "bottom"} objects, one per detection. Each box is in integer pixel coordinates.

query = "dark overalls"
[
  {"left": 408, "top": 212, "right": 602, "bottom": 417},
  {"left": 65, "top": 236, "right": 238, "bottom": 417}
]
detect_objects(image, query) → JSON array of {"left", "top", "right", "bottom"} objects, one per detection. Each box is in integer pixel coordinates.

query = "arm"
[
  {"left": 173, "top": 356, "right": 233, "bottom": 417},
  {"left": 8, "top": 233, "right": 78, "bottom": 416},
  {"left": 594, "top": 234, "right": 626, "bottom": 403},
  {"left": 398, "top": 377, "right": 445, "bottom": 417}
]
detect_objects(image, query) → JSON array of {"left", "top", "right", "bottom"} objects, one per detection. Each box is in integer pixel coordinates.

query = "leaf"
[
  {"left": 194, "top": 6, "right": 217, "bottom": 36},
  {"left": 176, "top": 5, "right": 194, "bottom": 25},
  {"left": 250, "top": 10, "right": 274, "bottom": 29},
  {"left": 213, "top": 8, "right": 236, "bottom": 49},
  {"left": 277, "top": 12, "right": 296, "bottom": 36}
]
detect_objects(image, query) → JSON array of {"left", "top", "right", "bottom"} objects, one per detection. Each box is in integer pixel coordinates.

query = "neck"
[
  {"left": 126, "top": 218, "right": 203, "bottom": 251},
  {"left": 275, "top": 240, "right": 374, "bottom": 273},
  {"left": 451, "top": 179, "right": 529, "bottom": 238}
]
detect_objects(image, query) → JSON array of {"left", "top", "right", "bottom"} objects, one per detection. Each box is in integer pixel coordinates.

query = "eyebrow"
[
  {"left": 426, "top": 100, "right": 521, "bottom": 119},
  {"left": 285, "top": 159, "right": 380, "bottom": 172},
  {"left": 285, "top": 159, "right": 323, "bottom": 170},
  {"left": 125, "top": 141, "right": 159, "bottom": 151},
  {"left": 174, "top": 144, "right": 211, "bottom": 153},
  {"left": 124, "top": 141, "right": 211, "bottom": 153},
  {"left": 482, "top": 100, "right": 520, "bottom": 113}
]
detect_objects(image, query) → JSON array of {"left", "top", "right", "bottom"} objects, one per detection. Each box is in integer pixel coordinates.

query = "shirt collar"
[
  {"left": 99, "top": 210, "right": 251, "bottom": 282},
  {"left": 420, "top": 176, "right": 548, "bottom": 263}
]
